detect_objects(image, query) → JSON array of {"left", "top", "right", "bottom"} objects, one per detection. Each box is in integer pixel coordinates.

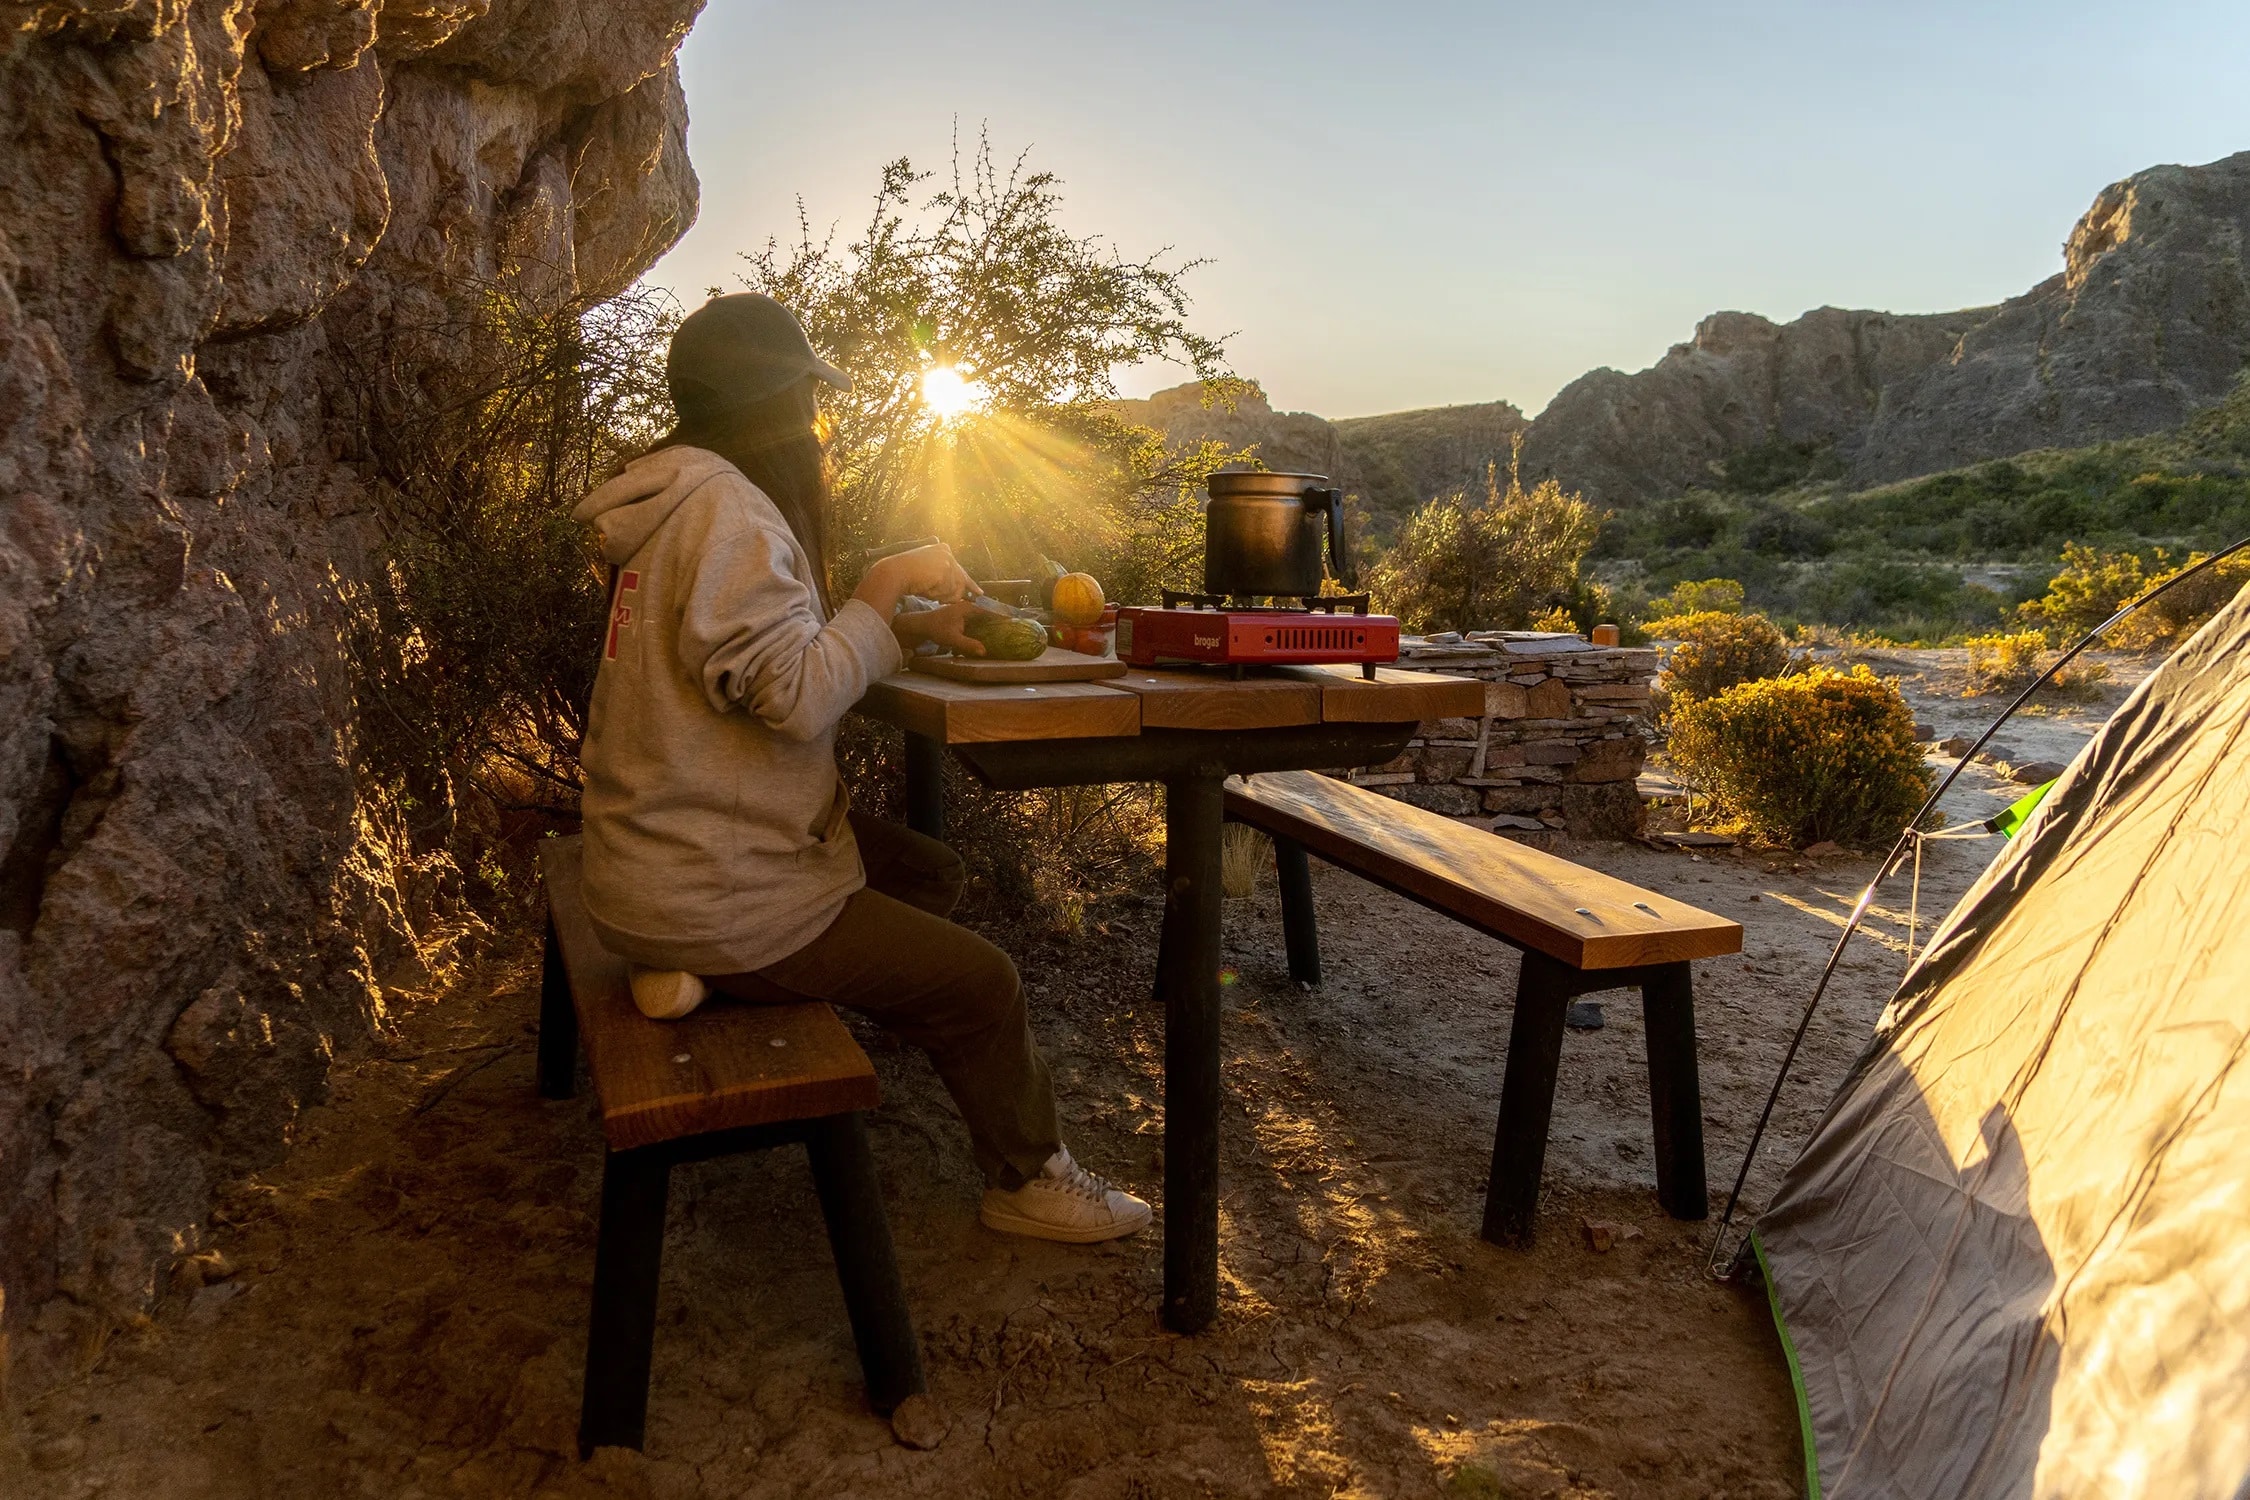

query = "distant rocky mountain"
[
  {"left": 1145, "top": 151, "right": 2250, "bottom": 520},
  {"left": 1519, "top": 151, "right": 2250, "bottom": 505},
  {"left": 1333, "top": 400, "right": 1528, "bottom": 518},
  {"left": 1112, "top": 384, "right": 1525, "bottom": 540}
]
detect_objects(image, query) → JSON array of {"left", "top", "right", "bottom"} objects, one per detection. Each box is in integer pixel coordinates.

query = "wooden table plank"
[
  {"left": 858, "top": 673, "right": 1142, "bottom": 744},
  {"left": 1105, "top": 668, "right": 1324, "bottom": 730},
  {"left": 541, "top": 839, "right": 880, "bottom": 1151},
  {"left": 1227, "top": 770, "right": 1742, "bottom": 969},
  {"left": 1275, "top": 664, "right": 1485, "bottom": 724}
]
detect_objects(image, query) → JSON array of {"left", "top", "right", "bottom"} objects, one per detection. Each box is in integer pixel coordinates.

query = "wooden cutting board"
[{"left": 907, "top": 647, "right": 1128, "bottom": 683}]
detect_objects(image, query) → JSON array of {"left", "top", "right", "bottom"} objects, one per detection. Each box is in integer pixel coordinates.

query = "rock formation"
[
  {"left": 1111, "top": 381, "right": 1356, "bottom": 489},
  {"left": 1332, "top": 399, "right": 1527, "bottom": 525},
  {"left": 0, "top": 0, "right": 699, "bottom": 1352},
  {"left": 1520, "top": 151, "right": 2250, "bottom": 505},
  {"left": 1114, "top": 382, "right": 1528, "bottom": 541}
]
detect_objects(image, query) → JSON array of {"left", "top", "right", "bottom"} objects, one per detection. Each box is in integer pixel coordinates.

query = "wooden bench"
[
  {"left": 1222, "top": 770, "right": 1743, "bottom": 1245},
  {"left": 538, "top": 838, "right": 924, "bottom": 1454}
]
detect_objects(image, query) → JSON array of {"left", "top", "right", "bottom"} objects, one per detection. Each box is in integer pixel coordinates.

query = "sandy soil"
[{"left": 2, "top": 652, "right": 2141, "bottom": 1499}]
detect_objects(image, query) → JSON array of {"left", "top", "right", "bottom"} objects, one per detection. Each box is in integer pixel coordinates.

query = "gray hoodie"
[{"left": 571, "top": 446, "right": 902, "bottom": 974}]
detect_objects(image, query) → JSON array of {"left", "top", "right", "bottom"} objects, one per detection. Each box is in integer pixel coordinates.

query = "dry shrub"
[
  {"left": 1656, "top": 611, "right": 1790, "bottom": 707},
  {"left": 1961, "top": 630, "right": 2112, "bottom": 701},
  {"left": 1669, "top": 667, "right": 1933, "bottom": 849},
  {"left": 835, "top": 720, "right": 1163, "bottom": 931}
]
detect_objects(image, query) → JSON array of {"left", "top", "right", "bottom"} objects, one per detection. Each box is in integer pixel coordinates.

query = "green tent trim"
[
  {"left": 1984, "top": 780, "right": 2054, "bottom": 840},
  {"left": 1753, "top": 1231, "right": 1822, "bottom": 1500}
]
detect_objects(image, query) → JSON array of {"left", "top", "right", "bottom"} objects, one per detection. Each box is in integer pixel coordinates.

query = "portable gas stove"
[{"left": 1116, "top": 591, "right": 1402, "bottom": 679}]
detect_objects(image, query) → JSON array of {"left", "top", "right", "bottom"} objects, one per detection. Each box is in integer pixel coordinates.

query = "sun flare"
[{"left": 920, "top": 364, "right": 987, "bottom": 421}]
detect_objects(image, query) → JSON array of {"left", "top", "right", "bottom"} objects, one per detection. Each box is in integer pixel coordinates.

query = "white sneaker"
[
  {"left": 629, "top": 967, "right": 708, "bottom": 1020},
  {"left": 979, "top": 1148, "right": 1151, "bottom": 1243}
]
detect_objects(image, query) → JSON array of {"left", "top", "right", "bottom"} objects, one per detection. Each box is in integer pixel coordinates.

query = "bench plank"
[
  {"left": 540, "top": 838, "right": 879, "bottom": 1151},
  {"left": 1225, "top": 770, "right": 1741, "bottom": 970}
]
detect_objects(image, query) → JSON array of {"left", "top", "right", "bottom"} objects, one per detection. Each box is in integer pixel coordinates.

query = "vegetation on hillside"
[{"left": 1589, "top": 379, "right": 2250, "bottom": 641}]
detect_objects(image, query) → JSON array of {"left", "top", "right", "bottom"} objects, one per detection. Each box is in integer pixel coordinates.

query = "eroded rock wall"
[
  {"left": 0, "top": 0, "right": 699, "bottom": 1343},
  {"left": 1521, "top": 151, "right": 2250, "bottom": 505}
]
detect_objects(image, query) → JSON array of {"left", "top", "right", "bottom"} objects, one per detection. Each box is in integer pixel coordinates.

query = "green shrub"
[
  {"left": 1654, "top": 577, "right": 1746, "bottom": 619},
  {"left": 1669, "top": 667, "right": 1933, "bottom": 849},
  {"left": 2015, "top": 542, "right": 2148, "bottom": 643},
  {"left": 1656, "top": 610, "right": 1790, "bottom": 705},
  {"left": 1368, "top": 443, "right": 1600, "bottom": 633}
]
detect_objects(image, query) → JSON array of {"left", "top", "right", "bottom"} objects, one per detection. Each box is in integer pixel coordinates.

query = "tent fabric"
[{"left": 1756, "top": 587, "right": 2250, "bottom": 1500}]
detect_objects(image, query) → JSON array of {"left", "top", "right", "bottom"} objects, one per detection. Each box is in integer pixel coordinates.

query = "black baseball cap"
[{"left": 667, "top": 293, "right": 852, "bottom": 416}]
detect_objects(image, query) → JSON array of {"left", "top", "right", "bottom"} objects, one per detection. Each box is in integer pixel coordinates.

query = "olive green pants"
[{"left": 707, "top": 814, "right": 1062, "bottom": 1189}]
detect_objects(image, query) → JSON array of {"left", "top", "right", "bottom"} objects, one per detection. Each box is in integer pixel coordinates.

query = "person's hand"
[
  {"left": 892, "top": 599, "right": 991, "bottom": 656},
  {"left": 854, "top": 544, "right": 974, "bottom": 615}
]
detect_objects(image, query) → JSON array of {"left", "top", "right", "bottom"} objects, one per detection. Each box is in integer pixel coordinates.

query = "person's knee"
[{"left": 950, "top": 936, "right": 1022, "bottom": 1032}]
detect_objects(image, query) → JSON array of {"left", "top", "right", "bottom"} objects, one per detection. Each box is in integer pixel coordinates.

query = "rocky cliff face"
[
  {"left": 1520, "top": 152, "right": 2250, "bottom": 505},
  {"left": 1114, "top": 384, "right": 1528, "bottom": 542},
  {"left": 0, "top": 0, "right": 698, "bottom": 1348}
]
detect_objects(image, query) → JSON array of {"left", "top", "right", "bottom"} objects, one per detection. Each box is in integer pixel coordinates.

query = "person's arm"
[
  {"left": 679, "top": 533, "right": 980, "bottom": 742},
  {"left": 680, "top": 524, "right": 902, "bottom": 741}
]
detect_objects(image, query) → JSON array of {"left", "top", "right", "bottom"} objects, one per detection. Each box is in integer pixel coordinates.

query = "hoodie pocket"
[{"left": 813, "top": 780, "right": 851, "bottom": 845}]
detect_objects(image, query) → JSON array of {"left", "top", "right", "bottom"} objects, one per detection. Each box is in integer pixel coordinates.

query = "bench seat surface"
[
  {"left": 1226, "top": 770, "right": 1742, "bottom": 970},
  {"left": 542, "top": 838, "right": 878, "bottom": 1151}
]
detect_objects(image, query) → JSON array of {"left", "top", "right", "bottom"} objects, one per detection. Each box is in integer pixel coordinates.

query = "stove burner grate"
[{"left": 1159, "top": 589, "right": 1372, "bottom": 616}]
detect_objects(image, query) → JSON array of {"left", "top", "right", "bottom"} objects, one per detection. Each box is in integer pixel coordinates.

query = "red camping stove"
[{"left": 1116, "top": 591, "right": 1401, "bottom": 678}]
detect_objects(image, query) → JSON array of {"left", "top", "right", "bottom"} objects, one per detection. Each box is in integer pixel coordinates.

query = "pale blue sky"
[{"left": 645, "top": 1, "right": 2250, "bottom": 419}]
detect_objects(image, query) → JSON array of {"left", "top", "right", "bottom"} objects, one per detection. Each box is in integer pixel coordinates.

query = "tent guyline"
[{"left": 1704, "top": 532, "right": 2250, "bottom": 1280}]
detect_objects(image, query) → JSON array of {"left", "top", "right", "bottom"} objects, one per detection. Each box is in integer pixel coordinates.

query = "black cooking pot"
[{"left": 1203, "top": 471, "right": 1352, "bottom": 598}]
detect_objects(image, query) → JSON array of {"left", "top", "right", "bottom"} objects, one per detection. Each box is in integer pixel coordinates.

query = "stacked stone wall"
[{"left": 1340, "top": 632, "right": 1657, "bottom": 840}]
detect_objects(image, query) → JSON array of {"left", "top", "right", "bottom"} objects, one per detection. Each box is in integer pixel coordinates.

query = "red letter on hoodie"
[{"left": 605, "top": 570, "right": 641, "bottom": 660}]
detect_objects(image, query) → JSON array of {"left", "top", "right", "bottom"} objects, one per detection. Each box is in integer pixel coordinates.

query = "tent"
[{"left": 1754, "top": 588, "right": 2250, "bottom": 1499}]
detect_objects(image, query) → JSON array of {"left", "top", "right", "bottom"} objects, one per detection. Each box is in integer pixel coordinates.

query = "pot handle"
[{"left": 1313, "top": 486, "right": 1354, "bottom": 590}]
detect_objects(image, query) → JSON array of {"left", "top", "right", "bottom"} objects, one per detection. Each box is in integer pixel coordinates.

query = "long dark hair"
[{"left": 652, "top": 377, "right": 833, "bottom": 609}]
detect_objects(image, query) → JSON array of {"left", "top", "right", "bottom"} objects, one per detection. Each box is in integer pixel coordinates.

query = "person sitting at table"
[{"left": 569, "top": 293, "right": 1149, "bottom": 1245}]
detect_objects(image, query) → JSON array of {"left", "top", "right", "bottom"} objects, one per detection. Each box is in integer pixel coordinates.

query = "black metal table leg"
[
  {"left": 1273, "top": 835, "right": 1321, "bottom": 986},
  {"left": 538, "top": 915, "right": 578, "bottom": 1100},
  {"left": 580, "top": 1148, "right": 672, "bottom": 1454},
  {"left": 806, "top": 1113, "right": 927, "bottom": 1413},
  {"left": 1639, "top": 962, "right": 1708, "bottom": 1221},
  {"left": 1481, "top": 950, "right": 1573, "bottom": 1247},
  {"left": 904, "top": 731, "right": 946, "bottom": 841},
  {"left": 1159, "top": 770, "right": 1226, "bottom": 1333}
]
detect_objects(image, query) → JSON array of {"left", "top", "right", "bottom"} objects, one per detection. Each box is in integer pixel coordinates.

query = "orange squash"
[{"left": 1051, "top": 572, "right": 1106, "bottom": 628}]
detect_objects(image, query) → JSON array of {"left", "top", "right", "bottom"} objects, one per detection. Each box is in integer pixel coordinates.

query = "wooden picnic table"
[{"left": 855, "top": 662, "right": 1481, "bottom": 1332}]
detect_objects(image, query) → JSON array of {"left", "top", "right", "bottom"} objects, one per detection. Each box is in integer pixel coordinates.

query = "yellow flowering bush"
[
  {"left": 1964, "top": 630, "right": 2045, "bottom": 693},
  {"left": 1669, "top": 666, "right": 1932, "bottom": 848},
  {"left": 1657, "top": 610, "right": 1791, "bottom": 706}
]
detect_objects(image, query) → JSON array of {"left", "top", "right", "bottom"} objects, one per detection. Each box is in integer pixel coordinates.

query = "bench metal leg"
[
  {"left": 1160, "top": 770, "right": 1226, "bottom": 1333},
  {"left": 806, "top": 1112, "right": 927, "bottom": 1413},
  {"left": 538, "top": 914, "right": 578, "bottom": 1100},
  {"left": 1273, "top": 835, "right": 1322, "bottom": 986},
  {"left": 579, "top": 1147, "right": 671, "bottom": 1455},
  {"left": 904, "top": 731, "right": 946, "bottom": 841},
  {"left": 1640, "top": 962, "right": 1708, "bottom": 1221},
  {"left": 1482, "top": 951, "right": 1573, "bottom": 1247}
]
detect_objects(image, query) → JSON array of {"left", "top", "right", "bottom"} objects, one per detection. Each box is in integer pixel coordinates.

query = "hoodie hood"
[{"left": 573, "top": 446, "right": 741, "bottom": 565}]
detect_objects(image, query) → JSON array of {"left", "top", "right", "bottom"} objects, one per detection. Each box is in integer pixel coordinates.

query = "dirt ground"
[{"left": 2, "top": 652, "right": 2146, "bottom": 1499}]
